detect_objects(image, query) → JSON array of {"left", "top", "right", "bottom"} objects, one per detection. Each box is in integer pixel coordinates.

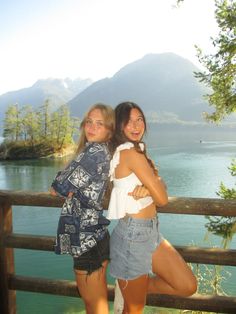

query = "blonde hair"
[{"left": 75, "top": 103, "right": 115, "bottom": 155}]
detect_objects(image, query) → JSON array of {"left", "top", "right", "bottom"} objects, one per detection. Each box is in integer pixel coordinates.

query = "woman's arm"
[
  {"left": 51, "top": 159, "right": 79, "bottom": 197},
  {"left": 51, "top": 144, "right": 110, "bottom": 209},
  {"left": 123, "top": 149, "right": 168, "bottom": 207},
  {"left": 128, "top": 176, "right": 167, "bottom": 200},
  {"left": 67, "top": 143, "right": 110, "bottom": 209}
]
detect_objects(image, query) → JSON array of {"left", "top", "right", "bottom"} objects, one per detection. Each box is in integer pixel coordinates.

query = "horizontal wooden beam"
[
  {"left": 0, "top": 190, "right": 64, "bottom": 208},
  {"left": 1, "top": 189, "right": 236, "bottom": 216},
  {"left": 166, "top": 196, "right": 236, "bottom": 216},
  {"left": 147, "top": 293, "right": 236, "bottom": 313},
  {"left": 8, "top": 274, "right": 236, "bottom": 313},
  {"left": 176, "top": 245, "right": 236, "bottom": 266},
  {"left": 4, "top": 234, "right": 55, "bottom": 251},
  {"left": 4, "top": 233, "right": 236, "bottom": 266},
  {"left": 8, "top": 274, "right": 114, "bottom": 299}
]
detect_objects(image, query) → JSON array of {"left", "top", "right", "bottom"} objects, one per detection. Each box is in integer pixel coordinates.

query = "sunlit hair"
[
  {"left": 113, "top": 101, "right": 158, "bottom": 175},
  {"left": 75, "top": 103, "right": 115, "bottom": 155}
]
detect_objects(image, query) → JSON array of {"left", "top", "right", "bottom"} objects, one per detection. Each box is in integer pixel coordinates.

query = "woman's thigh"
[
  {"left": 73, "top": 233, "right": 110, "bottom": 303},
  {"left": 118, "top": 275, "right": 148, "bottom": 314},
  {"left": 74, "top": 259, "right": 109, "bottom": 314},
  {"left": 75, "top": 260, "right": 108, "bottom": 298},
  {"left": 152, "top": 239, "right": 197, "bottom": 290}
]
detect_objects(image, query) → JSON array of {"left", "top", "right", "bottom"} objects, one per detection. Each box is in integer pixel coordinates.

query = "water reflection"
[{"left": 0, "top": 158, "right": 69, "bottom": 191}]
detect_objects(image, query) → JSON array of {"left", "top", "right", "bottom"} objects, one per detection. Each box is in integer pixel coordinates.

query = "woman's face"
[
  {"left": 84, "top": 108, "right": 111, "bottom": 142},
  {"left": 123, "top": 108, "right": 145, "bottom": 142}
]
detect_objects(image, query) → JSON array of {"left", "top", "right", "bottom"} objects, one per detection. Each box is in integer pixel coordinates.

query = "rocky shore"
[{"left": 0, "top": 142, "right": 76, "bottom": 160}]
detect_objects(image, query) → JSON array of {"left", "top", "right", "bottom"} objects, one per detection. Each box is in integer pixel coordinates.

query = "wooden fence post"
[{"left": 0, "top": 200, "right": 16, "bottom": 314}]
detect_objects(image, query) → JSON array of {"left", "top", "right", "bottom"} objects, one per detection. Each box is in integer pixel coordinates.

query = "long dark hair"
[
  {"left": 113, "top": 101, "right": 146, "bottom": 147},
  {"left": 113, "top": 101, "right": 158, "bottom": 174}
]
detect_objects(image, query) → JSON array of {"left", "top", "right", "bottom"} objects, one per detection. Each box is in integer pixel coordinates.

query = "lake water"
[{"left": 0, "top": 139, "right": 235, "bottom": 313}]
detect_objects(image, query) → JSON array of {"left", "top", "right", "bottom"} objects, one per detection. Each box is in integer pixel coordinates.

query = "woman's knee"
[
  {"left": 125, "top": 304, "right": 145, "bottom": 314},
  {"left": 178, "top": 275, "right": 197, "bottom": 296},
  {"left": 186, "top": 275, "right": 198, "bottom": 296}
]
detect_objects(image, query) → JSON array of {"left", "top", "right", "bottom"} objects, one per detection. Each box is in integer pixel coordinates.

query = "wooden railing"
[{"left": 0, "top": 189, "right": 236, "bottom": 314}]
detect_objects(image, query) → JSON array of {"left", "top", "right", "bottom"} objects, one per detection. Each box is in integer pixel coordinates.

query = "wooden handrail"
[
  {"left": 1, "top": 189, "right": 236, "bottom": 314},
  {"left": 1, "top": 189, "right": 236, "bottom": 216},
  {"left": 4, "top": 233, "right": 236, "bottom": 266},
  {"left": 8, "top": 274, "right": 236, "bottom": 313}
]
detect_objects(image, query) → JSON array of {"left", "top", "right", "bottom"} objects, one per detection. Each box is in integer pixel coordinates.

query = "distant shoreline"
[{"left": 0, "top": 142, "right": 76, "bottom": 161}]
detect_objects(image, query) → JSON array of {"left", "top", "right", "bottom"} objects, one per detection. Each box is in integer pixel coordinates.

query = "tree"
[
  {"left": 177, "top": 0, "right": 236, "bottom": 122},
  {"left": 38, "top": 99, "right": 51, "bottom": 140},
  {"left": 49, "top": 105, "right": 79, "bottom": 148},
  {"left": 70, "top": 116, "right": 80, "bottom": 140},
  {"left": 205, "top": 160, "right": 236, "bottom": 248},
  {"left": 21, "top": 105, "right": 41, "bottom": 146},
  {"left": 194, "top": 0, "right": 236, "bottom": 122},
  {"left": 3, "top": 104, "right": 22, "bottom": 141},
  {"left": 57, "top": 105, "right": 71, "bottom": 148},
  {"left": 177, "top": 0, "right": 236, "bottom": 247},
  {"left": 217, "top": 159, "right": 236, "bottom": 200},
  {"left": 1, "top": 102, "right": 77, "bottom": 158}
]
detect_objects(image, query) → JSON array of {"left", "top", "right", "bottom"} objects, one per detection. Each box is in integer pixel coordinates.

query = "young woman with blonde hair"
[{"left": 51, "top": 103, "right": 115, "bottom": 314}]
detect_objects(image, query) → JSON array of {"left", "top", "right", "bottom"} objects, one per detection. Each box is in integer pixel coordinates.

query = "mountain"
[
  {"left": 68, "top": 53, "right": 211, "bottom": 124},
  {"left": 0, "top": 77, "right": 92, "bottom": 126},
  {"left": 1, "top": 53, "right": 235, "bottom": 140}
]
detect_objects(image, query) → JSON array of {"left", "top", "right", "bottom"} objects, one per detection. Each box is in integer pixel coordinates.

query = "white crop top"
[{"left": 107, "top": 142, "right": 153, "bottom": 219}]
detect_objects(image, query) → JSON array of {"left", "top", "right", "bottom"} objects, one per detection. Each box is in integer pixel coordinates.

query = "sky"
[{"left": 0, "top": 0, "right": 218, "bottom": 95}]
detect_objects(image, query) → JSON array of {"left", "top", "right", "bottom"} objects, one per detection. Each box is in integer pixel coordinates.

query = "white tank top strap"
[{"left": 109, "top": 142, "right": 145, "bottom": 181}]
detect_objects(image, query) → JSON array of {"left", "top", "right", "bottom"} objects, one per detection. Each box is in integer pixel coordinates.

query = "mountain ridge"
[
  {"left": 1, "top": 53, "right": 235, "bottom": 132},
  {"left": 0, "top": 77, "right": 92, "bottom": 126},
  {"left": 68, "top": 53, "right": 211, "bottom": 123}
]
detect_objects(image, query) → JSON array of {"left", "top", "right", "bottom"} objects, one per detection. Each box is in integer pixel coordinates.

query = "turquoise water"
[{"left": 0, "top": 140, "right": 235, "bottom": 313}]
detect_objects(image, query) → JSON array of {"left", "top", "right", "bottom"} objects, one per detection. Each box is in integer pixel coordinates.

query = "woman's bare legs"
[
  {"left": 74, "top": 260, "right": 109, "bottom": 314},
  {"left": 118, "top": 275, "right": 148, "bottom": 314},
  {"left": 148, "top": 239, "right": 197, "bottom": 296},
  {"left": 115, "top": 240, "right": 197, "bottom": 314}
]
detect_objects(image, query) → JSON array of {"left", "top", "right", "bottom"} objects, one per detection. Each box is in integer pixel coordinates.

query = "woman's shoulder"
[
  {"left": 109, "top": 142, "right": 144, "bottom": 180},
  {"left": 112, "top": 142, "right": 135, "bottom": 161},
  {"left": 85, "top": 141, "right": 108, "bottom": 151},
  {"left": 84, "top": 142, "right": 110, "bottom": 159},
  {"left": 115, "top": 142, "right": 144, "bottom": 155},
  {"left": 115, "top": 142, "right": 134, "bottom": 153}
]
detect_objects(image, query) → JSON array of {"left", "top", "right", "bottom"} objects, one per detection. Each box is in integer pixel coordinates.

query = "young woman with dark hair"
[{"left": 108, "top": 101, "right": 197, "bottom": 314}]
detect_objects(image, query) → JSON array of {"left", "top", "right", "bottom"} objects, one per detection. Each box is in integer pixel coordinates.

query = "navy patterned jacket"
[{"left": 51, "top": 142, "right": 111, "bottom": 257}]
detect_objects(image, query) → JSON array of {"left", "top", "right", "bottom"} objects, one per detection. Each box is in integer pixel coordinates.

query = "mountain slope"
[
  {"left": 68, "top": 53, "right": 209, "bottom": 123},
  {"left": 0, "top": 77, "right": 92, "bottom": 123}
]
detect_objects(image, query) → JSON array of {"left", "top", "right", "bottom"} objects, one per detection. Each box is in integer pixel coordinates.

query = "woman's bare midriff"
[{"left": 126, "top": 202, "right": 157, "bottom": 219}]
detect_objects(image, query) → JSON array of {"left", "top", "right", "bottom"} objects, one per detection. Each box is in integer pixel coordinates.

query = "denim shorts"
[
  {"left": 73, "top": 231, "right": 110, "bottom": 274},
  {"left": 110, "top": 216, "right": 163, "bottom": 280}
]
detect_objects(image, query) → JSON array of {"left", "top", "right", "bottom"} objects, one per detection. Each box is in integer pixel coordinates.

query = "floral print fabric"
[{"left": 51, "top": 142, "right": 111, "bottom": 257}]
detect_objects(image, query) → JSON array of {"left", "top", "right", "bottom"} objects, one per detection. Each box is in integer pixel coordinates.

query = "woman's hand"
[
  {"left": 50, "top": 187, "right": 57, "bottom": 196},
  {"left": 128, "top": 185, "right": 150, "bottom": 200},
  {"left": 50, "top": 187, "right": 73, "bottom": 198}
]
